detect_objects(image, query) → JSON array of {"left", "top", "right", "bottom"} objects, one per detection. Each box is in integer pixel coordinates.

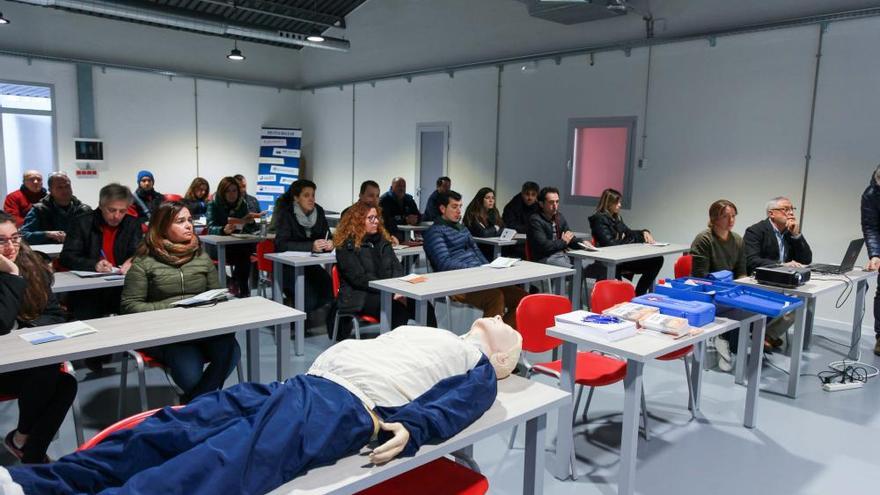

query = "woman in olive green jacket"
[{"left": 121, "top": 201, "right": 240, "bottom": 403}]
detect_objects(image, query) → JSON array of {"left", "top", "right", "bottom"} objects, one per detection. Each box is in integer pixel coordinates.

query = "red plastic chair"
[
  {"left": 1, "top": 362, "right": 84, "bottom": 447},
  {"left": 164, "top": 194, "right": 183, "bottom": 202},
  {"left": 254, "top": 240, "right": 275, "bottom": 298},
  {"left": 591, "top": 280, "right": 696, "bottom": 438},
  {"left": 674, "top": 254, "right": 693, "bottom": 279},
  {"left": 330, "top": 266, "right": 379, "bottom": 340},
  {"left": 79, "top": 410, "right": 487, "bottom": 495},
  {"left": 355, "top": 457, "right": 488, "bottom": 495},
  {"left": 510, "top": 294, "right": 627, "bottom": 475}
]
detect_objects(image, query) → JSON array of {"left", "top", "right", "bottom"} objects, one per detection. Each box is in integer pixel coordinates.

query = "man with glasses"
[
  {"left": 3, "top": 170, "right": 47, "bottom": 227},
  {"left": 744, "top": 196, "right": 812, "bottom": 350}
]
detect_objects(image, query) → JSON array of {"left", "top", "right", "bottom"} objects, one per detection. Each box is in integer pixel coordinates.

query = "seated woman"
[
  {"left": 690, "top": 199, "right": 747, "bottom": 371},
  {"left": 0, "top": 212, "right": 77, "bottom": 464},
  {"left": 121, "top": 202, "right": 241, "bottom": 403},
  {"left": 182, "top": 177, "right": 210, "bottom": 218},
  {"left": 206, "top": 176, "right": 260, "bottom": 297},
  {"left": 588, "top": 188, "right": 663, "bottom": 296},
  {"left": 2, "top": 319, "right": 521, "bottom": 495},
  {"left": 334, "top": 203, "right": 437, "bottom": 340},
  {"left": 273, "top": 179, "right": 333, "bottom": 312},
  {"left": 463, "top": 187, "right": 504, "bottom": 260}
]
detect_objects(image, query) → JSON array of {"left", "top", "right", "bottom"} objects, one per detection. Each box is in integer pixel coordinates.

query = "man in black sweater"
[
  {"left": 379, "top": 177, "right": 421, "bottom": 243},
  {"left": 743, "top": 196, "right": 812, "bottom": 350},
  {"left": 501, "top": 181, "right": 540, "bottom": 259}
]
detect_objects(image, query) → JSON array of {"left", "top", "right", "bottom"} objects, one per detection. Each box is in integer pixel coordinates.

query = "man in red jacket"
[{"left": 3, "top": 170, "right": 46, "bottom": 227}]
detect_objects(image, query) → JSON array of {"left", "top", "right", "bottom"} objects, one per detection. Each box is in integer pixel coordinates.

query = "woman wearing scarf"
[
  {"left": 121, "top": 202, "right": 240, "bottom": 403},
  {"left": 273, "top": 179, "right": 333, "bottom": 312},
  {"left": 463, "top": 187, "right": 505, "bottom": 261}
]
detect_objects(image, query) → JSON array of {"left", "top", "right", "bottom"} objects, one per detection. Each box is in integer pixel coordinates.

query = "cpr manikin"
[{"left": 0, "top": 317, "right": 521, "bottom": 495}]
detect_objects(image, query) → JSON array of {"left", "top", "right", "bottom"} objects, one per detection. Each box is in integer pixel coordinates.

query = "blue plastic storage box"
[
  {"left": 631, "top": 294, "right": 716, "bottom": 327},
  {"left": 713, "top": 286, "right": 803, "bottom": 318},
  {"left": 655, "top": 277, "right": 735, "bottom": 303}
]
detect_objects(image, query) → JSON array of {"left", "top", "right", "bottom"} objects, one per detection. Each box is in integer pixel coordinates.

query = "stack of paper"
[
  {"left": 19, "top": 321, "right": 97, "bottom": 345},
  {"left": 170, "top": 289, "right": 229, "bottom": 307},
  {"left": 602, "top": 302, "right": 658, "bottom": 322},
  {"left": 639, "top": 313, "right": 692, "bottom": 338},
  {"left": 554, "top": 310, "right": 637, "bottom": 341},
  {"left": 485, "top": 257, "right": 519, "bottom": 269}
]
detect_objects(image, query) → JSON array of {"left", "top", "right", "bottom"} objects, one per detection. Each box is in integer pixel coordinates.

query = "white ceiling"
[{"left": 2, "top": 0, "right": 880, "bottom": 87}]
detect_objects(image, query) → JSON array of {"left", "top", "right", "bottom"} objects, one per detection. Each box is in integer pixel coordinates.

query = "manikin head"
[{"left": 461, "top": 316, "right": 523, "bottom": 379}]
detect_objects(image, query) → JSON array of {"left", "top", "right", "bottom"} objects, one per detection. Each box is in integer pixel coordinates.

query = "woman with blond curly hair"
[
  {"left": 333, "top": 203, "right": 436, "bottom": 340},
  {"left": 121, "top": 201, "right": 240, "bottom": 403}
]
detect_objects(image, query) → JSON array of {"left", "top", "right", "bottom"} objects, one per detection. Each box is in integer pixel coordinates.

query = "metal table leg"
[
  {"left": 849, "top": 279, "right": 868, "bottom": 360},
  {"left": 553, "top": 342, "right": 577, "bottom": 480},
  {"left": 380, "top": 290, "right": 392, "bottom": 333},
  {"left": 691, "top": 340, "right": 706, "bottom": 412},
  {"left": 524, "top": 414, "right": 547, "bottom": 495},
  {"left": 217, "top": 244, "right": 227, "bottom": 286},
  {"left": 416, "top": 299, "right": 428, "bottom": 325},
  {"left": 293, "top": 266, "right": 305, "bottom": 357},
  {"left": 803, "top": 298, "right": 816, "bottom": 350},
  {"left": 571, "top": 259, "right": 583, "bottom": 310},
  {"left": 735, "top": 318, "right": 750, "bottom": 385},
  {"left": 787, "top": 305, "right": 808, "bottom": 398},
  {"left": 745, "top": 316, "right": 766, "bottom": 428},
  {"left": 618, "top": 360, "right": 645, "bottom": 495}
]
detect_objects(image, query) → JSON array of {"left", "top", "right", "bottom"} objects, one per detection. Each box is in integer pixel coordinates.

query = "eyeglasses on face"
[
  {"left": 771, "top": 206, "right": 796, "bottom": 213},
  {"left": 0, "top": 234, "right": 22, "bottom": 245},
  {"left": 366, "top": 215, "right": 380, "bottom": 223}
]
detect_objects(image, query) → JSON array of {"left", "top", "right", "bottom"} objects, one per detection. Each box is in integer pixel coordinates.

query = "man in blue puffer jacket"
[
  {"left": 860, "top": 165, "right": 880, "bottom": 356},
  {"left": 423, "top": 191, "right": 528, "bottom": 329}
]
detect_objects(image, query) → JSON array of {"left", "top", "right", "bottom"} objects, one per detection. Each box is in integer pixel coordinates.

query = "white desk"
[
  {"left": 548, "top": 314, "right": 760, "bottom": 495},
  {"left": 473, "top": 237, "right": 518, "bottom": 259},
  {"left": 369, "top": 261, "right": 574, "bottom": 333},
  {"left": 199, "top": 234, "right": 273, "bottom": 286},
  {"left": 567, "top": 243, "right": 690, "bottom": 309},
  {"left": 0, "top": 297, "right": 305, "bottom": 383},
  {"left": 735, "top": 269, "right": 872, "bottom": 397},
  {"left": 268, "top": 375, "right": 569, "bottom": 495},
  {"left": 52, "top": 271, "right": 125, "bottom": 293},
  {"left": 31, "top": 243, "right": 63, "bottom": 259},
  {"left": 325, "top": 212, "right": 341, "bottom": 226},
  {"left": 266, "top": 248, "right": 424, "bottom": 360},
  {"left": 397, "top": 222, "right": 432, "bottom": 241}
]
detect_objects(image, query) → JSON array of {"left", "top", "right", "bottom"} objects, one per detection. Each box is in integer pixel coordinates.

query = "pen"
[{"left": 100, "top": 249, "right": 106, "bottom": 260}]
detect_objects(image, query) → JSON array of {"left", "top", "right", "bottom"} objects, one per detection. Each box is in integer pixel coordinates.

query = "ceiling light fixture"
[
  {"left": 0, "top": 12, "right": 10, "bottom": 24},
  {"left": 227, "top": 40, "right": 245, "bottom": 61},
  {"left": 306, "top": 0, "right": 324, "bottom": 42}
]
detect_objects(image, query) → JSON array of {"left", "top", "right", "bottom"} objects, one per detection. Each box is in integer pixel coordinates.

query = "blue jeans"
[{"left": 143, "top": 334, "right": 240, "bottom": 401}]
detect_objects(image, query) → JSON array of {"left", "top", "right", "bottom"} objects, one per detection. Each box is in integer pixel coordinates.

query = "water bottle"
[{"left": 259, "top": 216, "right": 268, "bottom": 238}]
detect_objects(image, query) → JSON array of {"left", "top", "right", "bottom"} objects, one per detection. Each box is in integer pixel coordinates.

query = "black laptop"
[{"left": 809, "top": 239, "right": 864, "bottom": 274}]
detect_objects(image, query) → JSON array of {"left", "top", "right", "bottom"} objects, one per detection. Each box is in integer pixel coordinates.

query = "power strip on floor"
[{"left": 822, "top": 382, "right": 864, "bottom": 392}]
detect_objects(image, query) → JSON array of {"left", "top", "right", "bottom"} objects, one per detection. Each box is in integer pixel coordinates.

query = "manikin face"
[
  {"left": 521, "top": 190, "right": 537, "bottom": 206},
  {"left": 541, "top": 192, "right": 560, "bottom": 217},
  {"left": 0, "top": 221, "right": 21, "bottom": 262},
  {"left": 365, "top": 208, "right": 380, "bottom": 235},
  {"left": 166, "top": 207, "right": 194, "bottom": 243},
  {"left": 482, "top": 192, "right": 496, "bottom": 210},
  {"left": 139, "top": 177, "right": 154, "bottom": 191},
  {"left": 23, "top": 171, "right": 43, "bottom": 194},
  {"left": 460, "top": 317, "right": 522, "bottom": 380},
  {"left": 50, "top": 177, "right": 73, "bottom": 207},
  {"left": 359, "top": 186, "right": 380, "bottom": 207},
  {"left": 295, "top": 187, "right": 316, "bottom": 213},
  {"left": 767, "top": 199, "right": 795, "bottom": 230},
  {"left": 391, "top": 179, "right": 407, "bottom": 199},
  {"left": 713, "top": 206, "right": 737, "bottom": 233},
  {"left": 100, "top": 199, "right": 130, "bottom": 227},
  {"left": 440, "top": 198, "right": 462, "bottom": 223}
]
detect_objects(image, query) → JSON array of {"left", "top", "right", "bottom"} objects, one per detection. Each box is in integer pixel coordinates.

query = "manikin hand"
[
  {"left": 866, "top": 257, "right": 880, "bottom": 271},
  {"left": 0, "top": 254, "right": 19, "bottom": 276},
  {"left": 369, "top": 421, "right": 410, "bottom": 465}
]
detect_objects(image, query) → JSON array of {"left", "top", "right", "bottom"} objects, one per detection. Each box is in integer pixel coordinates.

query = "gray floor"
[{"left": 2, "top": 319, "right": 879, "bottom": 495}]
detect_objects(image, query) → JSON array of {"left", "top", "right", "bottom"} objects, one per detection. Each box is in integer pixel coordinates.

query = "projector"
[{"left": 754, "top": 265, "right": 811, "bottom": 288}]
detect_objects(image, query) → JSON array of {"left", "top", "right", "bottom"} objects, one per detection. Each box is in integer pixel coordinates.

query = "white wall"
[{"left": 300, "top": 85, "right": 354, "bottom": 211}]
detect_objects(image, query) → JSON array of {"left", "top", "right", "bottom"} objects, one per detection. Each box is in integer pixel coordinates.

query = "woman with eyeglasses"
[
  {"left": 333, "top": 203, "right": 436, "bottom": 340},
  {"left": 690, "top": 199, "right": 747, "bottom": 372},
  {"left": 0, "top": 211, "right": 77, "bottom": 463},
  {"left": 121, "top": 202, "right": 240, "bottom": 403}
]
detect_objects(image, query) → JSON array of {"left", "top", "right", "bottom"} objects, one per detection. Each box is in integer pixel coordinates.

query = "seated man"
[
  {"left": 379, "top": 177, "right": 421, "bottom": 243},
  {"left": 744, "top": 196, "right": 812, "bottom": 350},
  {"left": 132, "top": 170, "right": 165, "bottom": 224},
  {"left": 527, "top": 187, "right": 583, "bottom": 266},
  {"left": 423, "top": 176, "right": 451, "bottom": 222},
  {"left": 234, "top": 174, "right": 261, "bottom": 214},
  {"left": 423, "top": 191, "right": 528, "bottom": 329},
  {"left": 501, "top": 181, "right": 540, "bottom": 259},
  {"left": 21, "top": 172, "right": 92, "bottom": 245},
  {"left": 3, "top": 170, "right": 46, "bottom": 227},
  {"left": 0, "top": 319, "right": 521, "bottom": 495}
]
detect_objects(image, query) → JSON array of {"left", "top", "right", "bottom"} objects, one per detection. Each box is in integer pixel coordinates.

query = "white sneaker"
[{"left": 715, "top": 337, "right": 734, "bottom": 372}]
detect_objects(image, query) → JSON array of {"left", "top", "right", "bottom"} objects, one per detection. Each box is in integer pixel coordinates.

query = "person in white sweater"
[{"left": 1, "top": 317, "right": 521, "bottom": 495}]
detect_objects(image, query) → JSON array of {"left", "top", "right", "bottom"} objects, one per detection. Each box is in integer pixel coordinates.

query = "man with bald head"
[
  {"left": 3, "top": 170, "right": 47, "bottom": 227},
  {"left": 379, "top": 176, "right": 421, "bottom": 243},
  {"left": 21, "top": 172, "right": 92, "bottom": 244}
]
